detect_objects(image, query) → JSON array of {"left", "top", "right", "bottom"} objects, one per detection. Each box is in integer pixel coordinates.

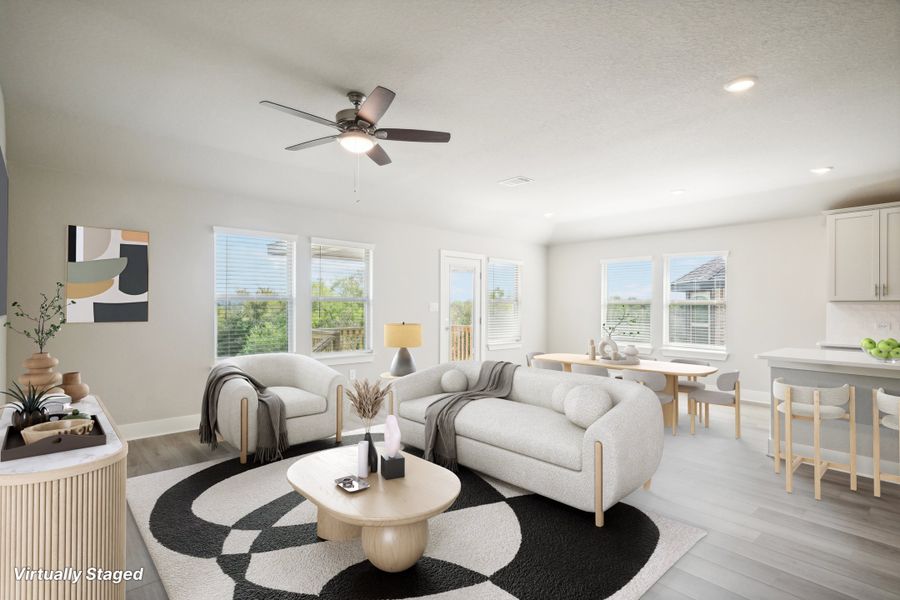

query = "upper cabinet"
[{"left": 826, "top": 203, "right": 900, "bottom": 301}]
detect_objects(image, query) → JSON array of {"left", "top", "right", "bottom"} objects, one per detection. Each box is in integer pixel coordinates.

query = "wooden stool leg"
[
  {"left": 785, "top": 389, "right": 793, "bottom": 493},
  {"left": 872, "top": 390, "right": 881, "bottom": 498},
  {"left": 773, "top": 397, "right": 781, "bottom": 474},
  {"left": 704, "top": 402, "right": 710, "bottom": 428},
  {"left": 849, "top": 387, "right": 857, "bottom": 492},
  {"left": 814, "top": 391, "right": 822, "bottom": 501}
]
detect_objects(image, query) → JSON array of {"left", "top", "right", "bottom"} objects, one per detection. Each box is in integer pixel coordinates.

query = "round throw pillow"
[
  {"left": 551, "top": 382, "right": 577, "bottom": 413},
  {"left": 564, "top": 385, "right": 613, "bottom": 429},
  {"left": 441, "top": 369, "right": 468, "bottom": 393}
]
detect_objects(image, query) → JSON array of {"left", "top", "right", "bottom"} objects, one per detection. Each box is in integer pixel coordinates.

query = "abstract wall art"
[{"left": 66, "top": 226, "right": 149, "bottom": 322}]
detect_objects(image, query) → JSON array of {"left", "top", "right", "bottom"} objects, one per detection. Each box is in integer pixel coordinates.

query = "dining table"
[{"left": 533, "top": 353, "right": 719, "bottom": 427}]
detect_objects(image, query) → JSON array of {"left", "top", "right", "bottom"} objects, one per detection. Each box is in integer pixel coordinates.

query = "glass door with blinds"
[
  {"left": 214, "top": 228, "right": 296, "bottom": 358},
  {"left": 440, "top": 252, "right": 483, "bottom": 363}
]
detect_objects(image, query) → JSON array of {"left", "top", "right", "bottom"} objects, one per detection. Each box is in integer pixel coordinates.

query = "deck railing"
[{"left": 450, "top": 324, "right": 473, "bottom": 361}]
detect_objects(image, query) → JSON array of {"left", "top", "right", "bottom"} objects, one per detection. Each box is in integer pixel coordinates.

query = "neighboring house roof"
[{"left": 671, "top": 256, "right": 726, "bottom": 292}]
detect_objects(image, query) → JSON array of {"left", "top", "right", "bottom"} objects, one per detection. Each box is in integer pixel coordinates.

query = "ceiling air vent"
[{"left": 498, "top": 176, "right": 534, "bottom": 187}]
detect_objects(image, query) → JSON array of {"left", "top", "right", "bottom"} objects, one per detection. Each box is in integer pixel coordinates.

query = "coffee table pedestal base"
[
  {"left": 361, "top": 520, "right": 429, "bottom": 573},
  {"left": 317, "top": 508, "right": 361, "bottom": 541}
]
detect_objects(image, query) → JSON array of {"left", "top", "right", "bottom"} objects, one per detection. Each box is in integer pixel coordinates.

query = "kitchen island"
[{"left": 757, "top": 348, "right": 900, "bottom": 479}]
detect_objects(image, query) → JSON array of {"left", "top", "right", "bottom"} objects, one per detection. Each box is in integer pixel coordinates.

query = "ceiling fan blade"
[
  {"left": 357, "top": 86, "right": 396, "bottom": 125},
  {"left": 285, "top": 135, "right": 338, "bottom": 151},
  {"left": 366, "top": 144, "right": 392, "bottom": 166},
  {"left": 374, "top": 128, "right": 451, "bottom": 143},
  {"left": 260, "top": 100, "right": 340, "bottom": 130}
]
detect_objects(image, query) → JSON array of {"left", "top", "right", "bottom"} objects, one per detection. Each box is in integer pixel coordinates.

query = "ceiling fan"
[{"left": 260, "top": 86, "right": 451, "bottom": 166}]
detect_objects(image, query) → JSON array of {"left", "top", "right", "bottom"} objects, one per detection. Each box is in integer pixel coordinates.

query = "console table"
[{"left": 0, "top": 395, "right": 128, "bottom": 599}]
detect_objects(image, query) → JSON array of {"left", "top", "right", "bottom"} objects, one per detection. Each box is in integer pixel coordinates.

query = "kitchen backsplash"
[{"left": 826, "top": 302, "right": 900, "bottom": 344}]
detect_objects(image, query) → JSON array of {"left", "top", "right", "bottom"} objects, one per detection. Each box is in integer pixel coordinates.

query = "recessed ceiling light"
[
  {"left": 810, "top": 166, "right": 834, "bottom": 175},
  {"left": 671, "top": 189, "right": 686, "bottom": 196},
  {"left": 498, "top": 176, "right": 534, "bottom": 187},
  {"left": 543, "top": 212, "right": 555, "bottom": 218},
  {"left": 723, "top": 76, "right": 757, "bottom": 93}
]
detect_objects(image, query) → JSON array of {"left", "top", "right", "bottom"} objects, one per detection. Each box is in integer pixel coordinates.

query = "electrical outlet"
[
  {"left": 875, "top": 321, "right": 892, "bottom": 331},
  {"left": 429, "top": 302, "right": 439, "bottom": 312},
  {"left": 349, "top": 369, "right": 357, "bottom": 380}
]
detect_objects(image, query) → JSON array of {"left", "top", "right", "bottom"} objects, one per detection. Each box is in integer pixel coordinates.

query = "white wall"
[
  {"left": 548, "top": 216, "right": 828, "bottom": 398},
  {"left": 826, "top": 302, "right": 900, "bottom": 345},
  {"left": 6, "top": 163, "right": 547, "bottom": 430}
]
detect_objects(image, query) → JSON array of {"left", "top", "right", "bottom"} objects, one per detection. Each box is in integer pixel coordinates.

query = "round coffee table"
[{"left": 286, "top": 445, "right": 461, "bottom": 572}]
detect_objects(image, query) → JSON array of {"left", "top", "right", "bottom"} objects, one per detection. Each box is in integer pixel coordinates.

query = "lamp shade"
[{"left": 384, "top": 323, "right": 422, "bottom": 348}]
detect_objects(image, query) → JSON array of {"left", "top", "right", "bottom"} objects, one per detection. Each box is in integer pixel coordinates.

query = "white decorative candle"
[{"left": 357, "top": 440, "right": 370, "bottom": 478}]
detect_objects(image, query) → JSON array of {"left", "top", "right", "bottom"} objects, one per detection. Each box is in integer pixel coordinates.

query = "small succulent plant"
[{"left": 1, "top": 382, "right": 57, "bottom": 430}]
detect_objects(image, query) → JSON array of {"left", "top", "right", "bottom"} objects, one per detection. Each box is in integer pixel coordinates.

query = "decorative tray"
[
  {"left": 596, "top": 356, "right": 640, "bottom": 366},
  {"left": 0, "top": 415, "right": 107, "bottom": 462}
]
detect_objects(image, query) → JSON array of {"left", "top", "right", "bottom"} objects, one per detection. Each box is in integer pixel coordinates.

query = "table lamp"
[{"left": 384, "top": 322, "right": 422, "bottom": 376}]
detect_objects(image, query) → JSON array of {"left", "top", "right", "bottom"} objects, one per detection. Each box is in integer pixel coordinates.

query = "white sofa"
[
  {"left": 392, "top": 361, "right": 663, "bottom": 525},
  {"left": 216, "top": 353, "right": 347, "bottom": 463}
]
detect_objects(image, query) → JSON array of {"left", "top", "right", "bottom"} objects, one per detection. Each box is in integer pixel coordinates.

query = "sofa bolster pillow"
[
  {"left": 441, "top": 369, "right": 469, "bottom": 393},
  {"left": 551, "top": 382, "right": 577, "bottom": 413},
  {"left": 564, "top": 385, "right": 613, "bottom": 428}
]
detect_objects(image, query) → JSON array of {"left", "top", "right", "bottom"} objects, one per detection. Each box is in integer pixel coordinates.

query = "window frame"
[
  {"left": 309, "top": 237, "right": 375, "bottom": 362},
  {"left": 486, "top": 257, "right": 523, "bottom": 350},
  {"left": 213, "top": 226, "right": 298, "bottom": 360},
  {"left": 662, "top": 250, "right": 728, "bottom": 357},
  {"left": 599, "top": 256, "right": 654, "bottom": 352}
]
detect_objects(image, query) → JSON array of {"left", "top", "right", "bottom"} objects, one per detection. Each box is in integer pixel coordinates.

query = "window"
[
  {"left": 665, "top": 253, "right": 727, "bottom": 349},
  {"left": 486, "top": 259, "right": 522, "bottom": 348},
  {"left": 215, "top": 228, "right": 295, "bottom": 358},
  {"left": 311, "top": 239, "right": 373, "bottom": 356},
  {"left": 601, "top": 259, "right": 653, "bottom": 345}
]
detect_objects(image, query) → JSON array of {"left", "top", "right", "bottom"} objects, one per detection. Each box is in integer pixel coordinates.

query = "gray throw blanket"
[
  {"left": 199, "top": 364, "right": 289, "bottom": 463},
  {"left": 424, "top": 361, "right": 519, "bottom": 471}
]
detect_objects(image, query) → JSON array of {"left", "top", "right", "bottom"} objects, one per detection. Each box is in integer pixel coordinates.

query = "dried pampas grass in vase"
[{"left": 347, "top": 378, "right": 391, "bottom": 473}]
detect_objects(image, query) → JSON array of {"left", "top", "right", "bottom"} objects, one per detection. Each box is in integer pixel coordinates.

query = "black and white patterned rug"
[{"left": 127, "top": 433, "right": 704, "bottom": 600}]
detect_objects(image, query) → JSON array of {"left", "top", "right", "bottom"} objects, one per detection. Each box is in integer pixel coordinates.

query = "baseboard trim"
[
  {"left": 119, "top": 413, "right": 200, "bottom": 441},
  {"left": 738, "top": 388, "right": 770, "bottom": 406}
]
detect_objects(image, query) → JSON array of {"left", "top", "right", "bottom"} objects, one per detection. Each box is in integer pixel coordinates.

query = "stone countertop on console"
[
  {"left": 756, "top": 347, "right": 900, "bottom": 377},
  {"left": 0, "top": 395, "right": 124, "bottom": 476}
]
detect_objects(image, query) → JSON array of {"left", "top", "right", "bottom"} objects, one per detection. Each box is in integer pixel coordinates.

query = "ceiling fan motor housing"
[{"left": 335, "top": 108, "right": 360, "bottom": 128}]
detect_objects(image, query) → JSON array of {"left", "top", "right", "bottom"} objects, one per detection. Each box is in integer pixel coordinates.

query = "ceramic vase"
[
  {"left": 19, "top": 352, "right": 63, "bottom": 394},
  {"left": 363, "top": 431, "right": 378, "bottom": 473},
  {"left": 61, "top": 372, "right": 90, "bottom": 403},
  {"left": 623, "top": 345, "right": 639, "bottom": 358}
]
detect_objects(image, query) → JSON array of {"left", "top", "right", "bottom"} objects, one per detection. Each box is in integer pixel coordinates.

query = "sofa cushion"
[
  {"left": 441, "top": 369, "right": 468, "bottom": 393},
  {"left": 269, "top": 386, "right": 327, "bottom": 419},
  {"left": 551, "top": 382, "right": 578, "bottom": 413},
  {"left": 399, "top": 395, "right": 583, "bottom": 470},
  {"left": 564, "top": 385, "right": 613, "bottom": 428}
]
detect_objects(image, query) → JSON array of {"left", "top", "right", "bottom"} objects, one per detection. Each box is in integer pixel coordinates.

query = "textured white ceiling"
[{"left": 1, "top": 0, "right": 898, "bottom": 243}]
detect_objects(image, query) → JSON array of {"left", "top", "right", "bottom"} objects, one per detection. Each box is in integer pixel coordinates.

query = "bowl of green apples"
[{"left": 860, "top": 337, "right": 900, "bottom": 363}]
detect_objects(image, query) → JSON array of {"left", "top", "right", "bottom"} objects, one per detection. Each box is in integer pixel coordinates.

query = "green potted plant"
[
  {"left": 1, "top": 382, "right": 58, "bottom": 431},
  {"left": 4, "top": 282, "right": 73, "bottom": 392}
]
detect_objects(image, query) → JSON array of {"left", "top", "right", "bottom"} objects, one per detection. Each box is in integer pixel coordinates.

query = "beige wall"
[
  {"left": 7, "top": 163, "right": 547, "bottom": 429},
  {"left": 547, "top": 216, "right": 828, "bottom": 397},
  {"left": 0, "top": 80, "right": 7, "bottom": 390}
]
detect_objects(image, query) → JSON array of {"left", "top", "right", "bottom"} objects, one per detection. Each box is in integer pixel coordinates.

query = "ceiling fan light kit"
[{"left": 261, "top": 86, "right": 451, "bottom": 166}]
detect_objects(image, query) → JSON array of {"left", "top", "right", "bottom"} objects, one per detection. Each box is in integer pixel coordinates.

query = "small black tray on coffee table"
[{"left": 0, "top": 415, "right": 107, "bottom": 462}]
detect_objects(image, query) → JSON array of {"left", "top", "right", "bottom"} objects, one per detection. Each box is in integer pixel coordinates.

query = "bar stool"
[
  {"left": 622, "top": 370, "right": 676, "bottom": 436},
  {"left": 686, "top": 371, "right": 741, "bottom": 438},
  {"left": 772, "top": 378, "right": 856, "bottom": 500},
  {"left": 671, "top": 358, "right": 710, "bottom": 426},
  {"left": 873, "top": 388, "right": 900, "bottom": 498}
]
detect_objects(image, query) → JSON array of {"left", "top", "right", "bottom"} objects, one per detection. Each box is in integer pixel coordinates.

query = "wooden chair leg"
[
  {"left": 643, "top": 478, "right": 652, "bottom": 491},
  {"left": 849, "top": 387, "right": 857, "bottom": 492},
  {"left": 785, "top": 389, "right": 793, "bottom": 493},
  {"left": 773, "top": 396, "right": 781, "bottom": 474},
  {"left": 672, "top": 398, "right": 678, "bottom": 436},
  {"left": 872, "top": 389, "right": 881, "bottom": 498},
  {"left": 240, "top": 397, "right": 248, "bottom": 465},
  {"left": 594, "top": 441, "right": 604, "bottom": 527},
  {"left": 704, "top": 402, "right": 710, "bottom": 428},
  {"left": 814, "top": 391, "right": 822, "bottom": 501}
]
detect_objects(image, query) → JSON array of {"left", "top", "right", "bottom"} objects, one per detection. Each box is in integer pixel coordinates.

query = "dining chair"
[
  {"left": 772, "top": 378, "right": 856, "bottom": 500},
  {"left": 873, "top": 388, "right": 900, "bottom": 498},
  {"left": 571, "top": 364, "right": 610, "bottom": 377},
  {"left": 529, "top": 352, "right": 563, "bottom": 371},
  {"left": 670, "top": 358, "right": 711, "bottom": 425},
  {"left": 622, "top": 370, "right": 676, "bottom": 436},
  {"left": 525, "top": 351, "right": 544, "bottom": 367},
  {"left": 685, "top": 371, "right": 741, "bottom": 439}
]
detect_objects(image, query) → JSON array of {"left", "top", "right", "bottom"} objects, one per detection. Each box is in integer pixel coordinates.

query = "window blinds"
[
  {"left": 311, "top": 241, "right": 372, "bottom": 354},
  {"left": 215, "top": 229, "right": 295, "bottom": 358},
  {"left": 665, "top": 253, "right": 727, "bottom": 349},
  {"left": 487, "top": 259, "right": 522, "bottom": 346},
  {"left": 603, "top": 260, "right": 652, "bottom": 344}
]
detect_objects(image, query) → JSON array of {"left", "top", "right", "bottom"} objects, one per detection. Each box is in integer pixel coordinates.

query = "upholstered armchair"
[{"left": 215, "top": 353, "right": 346, "bottom": 463}]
